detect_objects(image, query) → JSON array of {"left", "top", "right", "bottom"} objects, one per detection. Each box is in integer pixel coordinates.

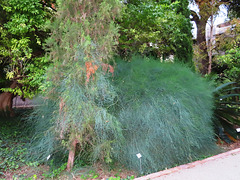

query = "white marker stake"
[
  {"left": 136, "top": 153, "right": 143, "bottom": 174},
  {"left": 136, "top": 153, "right": 142, "bottom": 159}
]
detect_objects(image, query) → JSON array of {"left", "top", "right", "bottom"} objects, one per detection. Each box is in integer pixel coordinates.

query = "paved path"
[{"left": 135, "top": 148, "right": 240, "bottom": 180}]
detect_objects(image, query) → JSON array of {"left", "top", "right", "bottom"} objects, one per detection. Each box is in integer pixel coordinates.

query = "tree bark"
[
  {"left": 208, "top": 0, "right": 215, "bottom": 74},
  {"left": 191, "top": 0, "right": 227, "bottom": 75},
  {"left": 0, "top": 81, "right": 18, "bottom": 117},
  {"left": 191, "top": 9, "right": 209, "bottom": 75},
  {"left": 0, "top": 92, "right": 14, "bottom": 117},
  {"left": 67, "top": 138, "right": 78, "bottom": 171},
  {"left": 196, "top": 19, "right": 209, "bottom": 75}
]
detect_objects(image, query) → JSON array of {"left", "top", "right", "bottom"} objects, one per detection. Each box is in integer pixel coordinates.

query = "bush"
[
  {"left": 25, "top": 0, "right": 123, "bottom": 171},
  {"left": 112, "top": 56, "right": 217, "bottom": 174},
  {"left": 25, "top": 73, "right": 123, "bottom": 166}
]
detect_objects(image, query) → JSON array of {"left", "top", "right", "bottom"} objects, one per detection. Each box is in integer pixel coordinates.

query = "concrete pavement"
[{"left": 135, "top": 148, "right": 240, "bottom": 180}]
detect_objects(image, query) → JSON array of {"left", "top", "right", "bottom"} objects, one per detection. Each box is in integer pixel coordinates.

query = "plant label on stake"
[
  {"left": 136, "top": 153, "right": 143, "bottom": 174},
  {"left": 136, "top": 153, "right": 142, "bottom": 159}
]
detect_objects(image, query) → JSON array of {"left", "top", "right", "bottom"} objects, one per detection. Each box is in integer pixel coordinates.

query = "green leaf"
[
  {"left": 218, "top": 94, "right": 240, "bottom": 100},
  {"left": 213, "top": 82, "right": 236, "bottom": 93}
]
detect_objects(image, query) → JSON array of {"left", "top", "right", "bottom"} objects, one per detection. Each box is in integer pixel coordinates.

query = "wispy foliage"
[
  {"left": 112, "top": 56, "right": 217, "bottom": 174},
  {"left": 26, "top": 0, "right": 123, "bottom": 170}
]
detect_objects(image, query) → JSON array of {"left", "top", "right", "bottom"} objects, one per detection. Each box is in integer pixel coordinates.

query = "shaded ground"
[
  {"left": 0, "top": 110, "right": 136, "bottom": 180},
  {"left": 219, "top": 139, "right": 240, "bottom": 151}
]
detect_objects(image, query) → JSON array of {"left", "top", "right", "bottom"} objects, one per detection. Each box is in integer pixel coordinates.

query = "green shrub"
[
  {"left": 25, "top": 73, "right": 123, "bottom": 165},
  {"left": 112, "top": 56, "right": 217, "bottom": 174},
  {"left": 24, "top": 97, "right": 63, "bottom": 164},
  {"left": 25, "top": 0, "right": 123, "bottom": 171}
]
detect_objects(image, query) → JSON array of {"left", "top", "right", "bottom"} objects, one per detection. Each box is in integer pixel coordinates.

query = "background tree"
[
  {"left": 214, "top": 18, "right": 240, "bottom": 83},
  {"left": 118, "top": 0, "right": 193, "bottom": 64},
  {"left": 0, "top": 0, "right": 54, "bottom": 115},
  {"left": 190, "top": 0, "right": 240, "bottom": 75},
  {"left": 206, "top": 0, "right": 220, "bottom": 74},
  {"left": 190, "top": 0, "right": 227, "bottom": 74},
  {"left": 228, "top": 0, "right": 240, "bottom": 18}
]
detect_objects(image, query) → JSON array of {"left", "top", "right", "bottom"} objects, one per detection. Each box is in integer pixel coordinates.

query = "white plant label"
[
  {"left": 136, "top": 153, "right": 142, "bottom": 159},
  {"left": 236, "top": 128, "right": 240, "bottom": 132},
  {"left": 47, "top": 155, "right": 51, "bottom": 160}
]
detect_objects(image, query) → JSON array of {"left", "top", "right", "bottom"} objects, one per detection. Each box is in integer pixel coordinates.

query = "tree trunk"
[
  {"left": 192, "top": 0, "right": 226, "bottom": 75},
  {"left": 0, "top": 81, "right": 18, "bottom": 117},
  {"left": 0, "top": 92, "right": 14, "bottom": 117},
  {"left": 196, "top": 18, "right": 209, "bottom": 75},
  {"left": 67, "top": 139, "right": 78, "bottom": 171},
  {"left": 208, "top": 0, "right": 215, "bottom": 74}
]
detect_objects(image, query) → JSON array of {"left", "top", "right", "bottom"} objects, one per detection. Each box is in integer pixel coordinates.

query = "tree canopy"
[
  {"left": 0, "top": 0, "right": 54, "bottom": 98},
  {"left": 118, "top": 0, "right": 193, "bottom": 63},
  {"left": 214, "top": 18, "right": 240, "bottom": 82}
]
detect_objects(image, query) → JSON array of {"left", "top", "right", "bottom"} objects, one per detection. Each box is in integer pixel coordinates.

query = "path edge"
[{"left": 135, "top": 148, "right": 240, "bottom": 180}]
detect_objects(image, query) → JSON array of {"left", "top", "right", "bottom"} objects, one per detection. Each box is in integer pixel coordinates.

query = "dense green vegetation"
[
  {"left": 118, "top": 0, "right": 193, "bottom": 63},
  {"left": 214, "top": 19, "right": 240, "bottom": 83},
  {"left": 0, "top": 111, "right": 42, "bottom": 179},
  {"left": 0, "top": 0, "right": 53, "bottom": 97},
  {"left": 213, "top": 82, "right": 240, "bottom": 141},
  {"left": 0, "top": 0, "right": 239, "bottom": 178},
  {"left": 112, "top": 56, "right": 217, "bottom": 173},
  {"left": 0, "top": 116, "right": 28, "bottom": 173},
  {"left": 0, "top": 112, "right": 135, "bottom": 179}
]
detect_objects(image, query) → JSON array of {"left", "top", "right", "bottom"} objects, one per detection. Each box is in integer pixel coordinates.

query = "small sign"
[
  {"left": 236, "top": 128, "right": 240, "bottom": 132},
  {"left": 136, "top": 153, "right": 142, "bottom": 159}
]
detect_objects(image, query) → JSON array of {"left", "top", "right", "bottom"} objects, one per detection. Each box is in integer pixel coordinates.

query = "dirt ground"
[{"left": 218, "top": 138, "right": 240, "bottom": 151}]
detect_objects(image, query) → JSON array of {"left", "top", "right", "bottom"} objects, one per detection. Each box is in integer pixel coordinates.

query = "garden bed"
[
  {"left": 0, "top": 115, "right": 136, "bottom": 179},
  {"left": 1, "top": 113, "right": 239, "bottom": 180}
]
